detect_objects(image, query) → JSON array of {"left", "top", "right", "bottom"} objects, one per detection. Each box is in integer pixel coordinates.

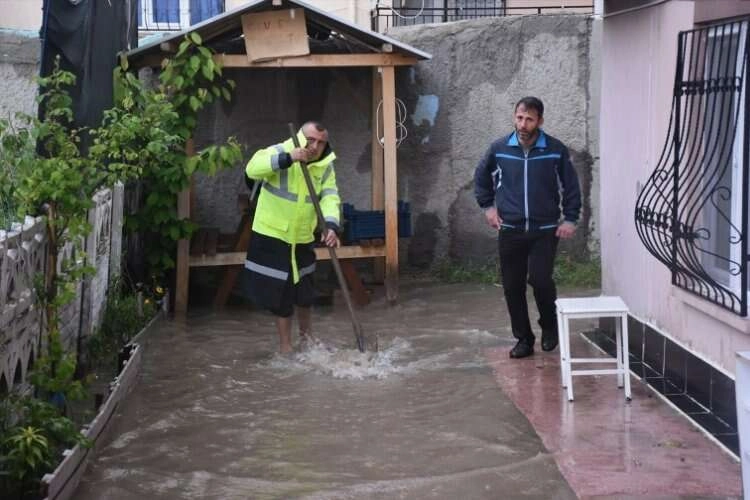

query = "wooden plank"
[
  {"left": 175, "top": 139, "right": 194, "bottom": 316},
  {"left": 204, "top": 228, "right": 219, "bottom": 257},
  {"left": 381, "top": 65, "right": 399, "bottom": 303},
  {"left": 214, "top": 53, "right": 418, "bottom": 68},
  {"left": 190, "top": 228, "right": 207, "bottom": 256},
  {"left": 340, "top": 260, "right": 370, "bottom": 307},
  {"left": 213, "top": 213, "right": 254, "bottom": 309},
  {"left": 190, "top": 245, "right": 386, "bottom": 267},
  {"left": 371, "top": 67, "right": 386, "bottom": 283},
  {"left": 241, "top": 9, "right": 310, "bottom": 62}
]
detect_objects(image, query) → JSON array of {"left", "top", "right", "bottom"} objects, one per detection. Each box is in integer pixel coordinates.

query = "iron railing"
[
  {"left": 371, "top": 1, "right": 593, "bottom": 31},
  {"left": 635, "top": 19, "right": 749, "bottom": 315},
  {"left": 137, "top": 0, "right": 225, "bottom": 32}
]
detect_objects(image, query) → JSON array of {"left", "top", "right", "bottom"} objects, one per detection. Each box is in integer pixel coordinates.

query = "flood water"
[{"left": 76, "top": 280, "right": 575, "bottom": 499}]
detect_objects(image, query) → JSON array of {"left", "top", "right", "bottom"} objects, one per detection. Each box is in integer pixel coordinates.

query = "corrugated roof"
[{"left": 124, "top": 0, "right": 431, "bottom": 63}]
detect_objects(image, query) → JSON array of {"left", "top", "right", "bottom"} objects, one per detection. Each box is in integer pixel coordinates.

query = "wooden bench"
[{"left": 188, "top": 194, "right": 373, "bottom": 308}]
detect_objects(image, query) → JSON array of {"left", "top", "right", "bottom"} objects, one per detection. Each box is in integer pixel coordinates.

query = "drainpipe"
[{"left": 39, "top": 0, "right": 50, "bottom": 91}]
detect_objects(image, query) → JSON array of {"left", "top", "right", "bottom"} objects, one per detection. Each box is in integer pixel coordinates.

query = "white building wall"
[
  {"left": 226, "top": 0, "right": 378, "bottom": 28},
  {"left": 601, "top": 0, "right": 750, "bottom": 374},
  {"left": 0, "top": 0, "right": 42, "bottom": 31}
]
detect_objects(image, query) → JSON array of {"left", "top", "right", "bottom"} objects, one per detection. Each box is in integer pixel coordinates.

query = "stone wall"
[{"left": 191, "top": 14, "right": 599, "bottom": 270}]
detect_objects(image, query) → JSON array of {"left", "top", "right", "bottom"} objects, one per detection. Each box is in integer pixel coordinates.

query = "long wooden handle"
[{"left": 288, "top": 123, "right": 365, "bottom": 352}]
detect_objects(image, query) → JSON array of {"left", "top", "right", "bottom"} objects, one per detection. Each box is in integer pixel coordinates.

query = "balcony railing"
[{"left": 371, "top": 1, "right": 594, "bottom": 32}]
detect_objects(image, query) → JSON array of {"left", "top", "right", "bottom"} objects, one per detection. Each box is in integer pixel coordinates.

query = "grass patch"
[
  {"left": 431, "top": 259, "right": 499, "bottom": 284},
  {"left": 554, "top": 254, "right": 601, "bottom": 288},
  {"left": 431, "top": 255, "right": 601, "bottom": 288}
]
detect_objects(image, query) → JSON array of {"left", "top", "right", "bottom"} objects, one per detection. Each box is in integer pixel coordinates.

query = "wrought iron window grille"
[{"left": 635, "top": 18, "right": 750, "bottom": 315}]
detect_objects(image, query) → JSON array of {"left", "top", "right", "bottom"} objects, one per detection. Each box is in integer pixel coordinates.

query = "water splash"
[{"left": 263, "top": 337, "right": 414, "bottom": 380}]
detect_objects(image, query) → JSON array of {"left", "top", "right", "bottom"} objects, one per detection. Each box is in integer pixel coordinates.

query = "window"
[
  {"left": 701, "top": 23, "right": 747, "bottom": 294},
  {"left": 138, "top": 0, "right": 224, "bottom": 31},
  {"left": 635, "top": 18, "right": 749, "bottom": 315}
]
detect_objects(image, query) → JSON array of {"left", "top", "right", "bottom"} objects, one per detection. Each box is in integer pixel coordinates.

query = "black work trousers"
[{"left": 498, "top": 228, "right": 559, "bottom": 345}]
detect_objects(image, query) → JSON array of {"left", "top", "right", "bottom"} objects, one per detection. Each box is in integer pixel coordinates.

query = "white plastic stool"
[{"left": 555, "top": 296, "right": 631, "bottom": 402}]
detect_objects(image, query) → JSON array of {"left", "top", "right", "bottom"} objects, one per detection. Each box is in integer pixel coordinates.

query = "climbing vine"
[{"left": 119, "top": 32, "right": 242, "bottom": 284}]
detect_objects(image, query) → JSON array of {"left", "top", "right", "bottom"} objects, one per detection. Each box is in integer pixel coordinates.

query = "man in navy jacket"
[{"left": 474, "top": 96, "right": 582, "bottom": 359}]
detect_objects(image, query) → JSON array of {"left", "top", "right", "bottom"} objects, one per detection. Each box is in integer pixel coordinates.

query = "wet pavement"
[{"left": 75, "top": 279, "right": 741, "bottom": 499}]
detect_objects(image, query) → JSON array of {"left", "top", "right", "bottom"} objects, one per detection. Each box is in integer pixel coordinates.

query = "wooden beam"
[
  {"left": 214, "top": 53, "right": 417, "bottom": 68},
  {"left": 189, "top": 245, "right": 386, "bottom": 267},
  {"left": 174, "top": 139, "right": 194, "bottom": 317},
  {"left": 371, "top": 68, "right": 385, "bottom": 283},
  {"left": 213, "top": 197, "right": 255, "bottom": 309},
  {"left": 381, "top": 65, "right": 398, "bottom": 303}
]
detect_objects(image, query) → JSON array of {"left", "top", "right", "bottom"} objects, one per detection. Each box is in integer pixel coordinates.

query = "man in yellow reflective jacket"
[{"left": 243, "top": 121, "right": 341, "bottom": 354}]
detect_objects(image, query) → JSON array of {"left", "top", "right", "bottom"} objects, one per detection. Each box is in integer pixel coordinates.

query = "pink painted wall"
[{"left": 600, "top": 0, "right": 750, "bottom": 375}]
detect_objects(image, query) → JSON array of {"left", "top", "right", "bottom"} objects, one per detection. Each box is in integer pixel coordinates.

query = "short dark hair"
[
  {"left": 515, "top": 97, "right": 544, "bottom": 118},
  {"left": 302, "top": 121, "right": 326, "bottom": 132}
]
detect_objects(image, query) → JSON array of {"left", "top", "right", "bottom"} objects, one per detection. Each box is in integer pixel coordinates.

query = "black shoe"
[
  {"left": 509, "top": 340, "right": 534, "bottom": 359},
  {"left": 541, "top": 332, "right": 558, "bottom": 352}
]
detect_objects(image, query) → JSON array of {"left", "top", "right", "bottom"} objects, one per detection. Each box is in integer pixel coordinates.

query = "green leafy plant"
[
  {"left": 3, "top": 426, "right": 50, "bottom": 486},
  {"left": 29, "top": 331, "right": 87, "bottom": 408},
  {"left": 87, "top": 281, "right": 157, "bottom": 372},
  {"left": 0, "top": 117, "right": 34, "bottom": 229},
  {"left": 0, "top": 394, "right": 90, "bottom": 499},
  {"left": 5, "top": 61, "right": 143, "bottom": 363},
  {"left": 119, "top": 33, "right": 242, "bottom": 283}
]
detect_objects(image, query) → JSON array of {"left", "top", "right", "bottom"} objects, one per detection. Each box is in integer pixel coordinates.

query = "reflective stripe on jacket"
[{"left": 245, "top": 129, "right": 341, "bottom": 282}]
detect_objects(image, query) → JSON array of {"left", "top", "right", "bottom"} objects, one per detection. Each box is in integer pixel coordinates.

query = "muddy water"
[{"left": 76, "top": 281, "right": 575, "bottom": 499}]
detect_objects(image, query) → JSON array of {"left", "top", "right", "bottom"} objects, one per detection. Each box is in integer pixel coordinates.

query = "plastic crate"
[{"left": 342, "top": 201, "right": 411, "bottom": 244}]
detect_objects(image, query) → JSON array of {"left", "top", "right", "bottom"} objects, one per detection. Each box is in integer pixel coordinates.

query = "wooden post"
[
  {"left": 381, "top": 65, "right": 398, "bottom": 303},
  {"left": 371, "top": 67, "right": 385, "bottom": 283},
  {"left": 174, "top": 139, "right": 194, "bottom": 317}
]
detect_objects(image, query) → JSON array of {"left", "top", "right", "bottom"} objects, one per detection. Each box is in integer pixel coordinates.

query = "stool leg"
[
  {"left": 557, "top": 310, "right": 566, "bottom": 388},
  {"left": 563, "top": 316, "right": 574, "bottom": 401},
  {"left": 622, "top": 313, "right": 631, "bottom": 400},
  {"left": 615, "top": 316, "right": 624, "bottom": 388}
]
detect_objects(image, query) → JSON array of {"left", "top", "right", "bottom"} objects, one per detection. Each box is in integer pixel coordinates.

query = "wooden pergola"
[{"left": 123, "top": 0, "right": 430, "bottom": 316}]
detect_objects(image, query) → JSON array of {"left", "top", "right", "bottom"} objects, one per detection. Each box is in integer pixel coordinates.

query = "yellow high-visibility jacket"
[{"left": 245, "top": 129, "right": 341, "bottom": 281}]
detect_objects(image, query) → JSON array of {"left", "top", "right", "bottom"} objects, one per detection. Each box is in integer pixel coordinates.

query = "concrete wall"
[
  {"left": 0, "top": 31, "right": 40, "bottom": 126},
  {"left": 600, "top": 0, "right": 750, "bottom": 374},
  {"left": 193, "top": 14, "right": 598, "bottom": 270},
  {"left": 389, "top": 14, "right": 598, "bottom": 266}
]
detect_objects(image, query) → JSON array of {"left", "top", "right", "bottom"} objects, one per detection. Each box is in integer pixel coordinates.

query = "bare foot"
[
  {"left": 279, "top": 343, "right": 293, "bottom": 354},
  {"left": 299, "top": 330, "right": 317, "bottom": 343}
]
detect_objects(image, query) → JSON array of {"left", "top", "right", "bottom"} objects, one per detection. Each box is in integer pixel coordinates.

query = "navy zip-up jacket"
[{"left": 474, "top": 130, "right": 582, "bottom": 231}]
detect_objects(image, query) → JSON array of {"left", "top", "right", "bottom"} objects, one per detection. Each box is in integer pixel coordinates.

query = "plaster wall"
[{"left": 600, "top": 1, "right": 750, "bottom": 374}]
